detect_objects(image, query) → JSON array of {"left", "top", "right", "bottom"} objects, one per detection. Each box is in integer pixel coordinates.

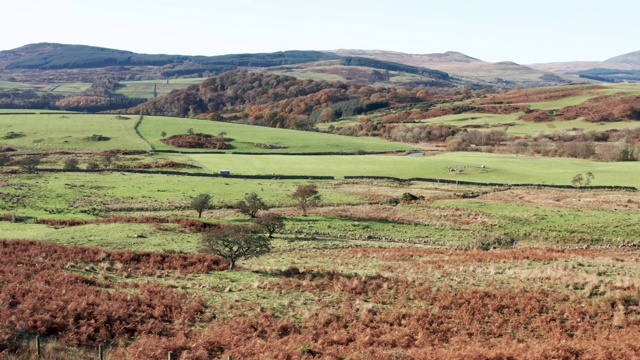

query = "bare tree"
[
  {"left": 253, "top": 213, "right": 285, "bottom": 238},
  {"left": 236, "top": 192, "right": 269, "bottom": 218},
  {"left": 190, "top": 193, "right": 212, "bottom": 218},
  {"left": 0, "top": 154, "right": 9, "bottom": 167},
  {"left": 572, "top": 172, "right": 595, "bottom": 187},
  {"left": 200, "top": 224, "right": 271, "bottom": 270},
  {"left": 19, "top": 156, "right": 40, "bottom": 173},
  {"left": 291, "top": 184, "right": 321, "bottom": 216},
  {"left": 63, "top": 158, "right": 79, "bottom": 170}
]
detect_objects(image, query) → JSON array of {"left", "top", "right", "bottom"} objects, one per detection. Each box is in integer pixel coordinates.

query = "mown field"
[{"left": 2, "top": 101, "right": 640, "bottom": 358}]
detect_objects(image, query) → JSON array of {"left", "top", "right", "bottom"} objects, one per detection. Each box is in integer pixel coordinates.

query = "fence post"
[
  {"left": 99, "top": 344, "right": 104, "bottom": 360},
  {"left": 36, "top": 335, "right": 41, "bottom": 358},
  {"left": 168, "top": 351, "right": 174, "bottom": 360},
  {"left": 228, "top": 356, "right": 233, "bottom": 360}
]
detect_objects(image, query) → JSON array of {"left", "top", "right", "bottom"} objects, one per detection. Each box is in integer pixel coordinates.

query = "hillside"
[
  {"left": 0, "top": 43, "right": 338, "bottom": 72},
  {"left": 605, "top": 50, "right": 640, "bottom": 66},
  {"left": 125, "top": 70, "right": 458, "bottom": 128},
  {"left": 0, "top": 43, "right": 451, "bottom": 87},
  {"left": 332, "top": 49, "right": 572, "bottom": 87}
]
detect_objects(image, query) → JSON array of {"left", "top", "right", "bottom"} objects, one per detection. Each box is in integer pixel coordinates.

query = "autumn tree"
[
  {"left": 253, "top": 213, "right": 285, "bottom": 238},
  {"left": 200, "top": 224, "right": 271, "bottom": 270},
  {"left": 292, "top": 184, "right": 321, "bottom": 216},
  {"left": 236, "top": 192, "right": 269, "bottom": 218},
  {"left": 190, "top": 193, "right": 212, "bottom": 218}
]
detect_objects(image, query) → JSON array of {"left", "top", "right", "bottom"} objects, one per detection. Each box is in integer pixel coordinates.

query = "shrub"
[
  {"left": 459, "top": 231, "right": 516, "bottom": 251},
  {"left": 63, "top": 158, "right": 80, "bottom": 170},
  {"left": 86, "top": 161, "right": 100, "bottom": 170}
]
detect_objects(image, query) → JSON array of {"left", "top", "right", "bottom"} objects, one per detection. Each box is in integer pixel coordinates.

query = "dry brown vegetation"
[
  {"left": 556, "top": 94, "right": 640, "bottom": 122},
  {"left": 480, "top": 188, "right": 640, "bottom": 211},
  {"left": 476, "top": 85, "right": 605, "bottom": 105},
  {"left": 3, "top": 239, "right": 640, "bottom": 359},
  {"left": 161, "top": 133, "right": 231, "bottom": 149}
]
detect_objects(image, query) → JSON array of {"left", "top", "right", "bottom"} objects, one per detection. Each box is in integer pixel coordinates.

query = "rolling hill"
[
  {"left": 605, "top": 50, "right": 640, "bottom": 66},
  {"left": 0, "top": 43, "right": 452, "bottom": 87},
  {"left": 332, "top": 49, "right": 573, "bottom": 87}
]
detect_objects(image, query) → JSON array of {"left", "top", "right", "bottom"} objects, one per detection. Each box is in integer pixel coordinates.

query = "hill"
[
  {"left": 124, "top": 70, "right": 446, "bottom": 127},
  {"left": 605, "top": 50, "right": 640, "bottom": 66},
  {"left": 332, "top": 49, "right": 572, "bottom": 87},
  {"left": 0, "top": 43, "right": 451, "bottom": 86}
]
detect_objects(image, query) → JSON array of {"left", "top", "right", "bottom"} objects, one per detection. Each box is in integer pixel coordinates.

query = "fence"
[{"left": 11, "top": 333, "right": 236, "bottom": 359}]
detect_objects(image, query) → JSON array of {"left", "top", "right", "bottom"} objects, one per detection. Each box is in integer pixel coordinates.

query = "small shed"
[{"left": 219, "top": 169, "right": 231, "bottom": 176}]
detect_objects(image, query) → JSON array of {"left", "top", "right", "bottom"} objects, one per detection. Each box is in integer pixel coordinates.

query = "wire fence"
[
  {"left": 10, "top": 332, "right": 108, "bottom": 359},
  {"left": 9, "top": 333, "right": 236, "bottom": 360}
]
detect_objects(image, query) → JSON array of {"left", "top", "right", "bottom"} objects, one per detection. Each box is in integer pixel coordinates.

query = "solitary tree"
[
  {"left": 190, "top": 193, "right": 212, "bottom": 218},
  {"left": 19, "top": 156, "right": 40, "bottom": 173},
  {"left": 86, "top": 161, "right": 100, "bottom": 170},
  {"left": 236, "top": 192, "right": 269, "bottom": 218},
  {"left": 161, "top": 131, "right": 167, "bottom": 138},
  {"left": 63, "top": 158, "right": 79, "bottom": 170},
  {"left": 200, "top": 224, "right": 271, "bottom": 270},
  {"left": 0, "top": 154, "right": 9, "bottom": 167},
  {"left": 571, "top": 172, "right": 595, "bottom": 187},
  {"left": 292, "top": 184, "right": 321, "bottom": 216},
  {"left": 253, "top": 213, "right": 285, "bottom": 238}
]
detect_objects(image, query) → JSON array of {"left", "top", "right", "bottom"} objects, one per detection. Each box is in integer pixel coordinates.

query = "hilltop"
[
  {"left": 0, "top": 43, "right": 451, "bottom": 87},
  {"left": 333, "top": 49, "right": 573, "bottom": 87}
]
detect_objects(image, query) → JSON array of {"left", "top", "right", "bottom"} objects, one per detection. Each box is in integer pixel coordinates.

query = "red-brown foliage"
[
  {"left": 96, "top": 149, "right": 147, "bottom": 157},
  {"left": 477, "top": 85, "right": 604, "bottom": 105},
  {"left": 162, "top": 133, "right": 231, "bottom": 149},
  {"left": 37, "top": 216, "right": 217, "bottom": 232},
  {"left": 472, "top": 104, "right": 529, "bottom": 114},
  {"left": 519, "top": 109, "right": 555, "bottom": 122},
  {"left": 0, "top": 240, "right": 227, "bottom": 349},
  {"left": 2, "top": 241, "right": 640, "bottom": 358},
  {"left": 556, "top": 94, "right": 640, "bottom": 122}
]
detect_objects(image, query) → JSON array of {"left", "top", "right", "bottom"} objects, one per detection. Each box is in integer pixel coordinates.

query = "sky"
[{"left": 2, "top": 0, "right": 638, "bottom": 64}]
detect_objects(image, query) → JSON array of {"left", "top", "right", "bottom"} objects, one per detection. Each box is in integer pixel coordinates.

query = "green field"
[
  {"left": 0, "top": 172, "right": 362, "bottom": 218},
  {"left": 186, "top": 152, "right": 640, "bottom": 186},
  {"left": 112, "top": 78, "right": 207, "bottom": 98},
  {"left": 0, "top": 113, "right": 148, "bottom": 151},
  {"left": 138, "top": 116, "right": 414, "bottom": 153},
  {"left": 0, "top": 80, "right": 91, "bottom": 96}
]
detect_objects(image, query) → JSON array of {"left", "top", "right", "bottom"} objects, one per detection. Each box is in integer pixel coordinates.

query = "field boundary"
[
  {"left": 343, "top": 175, "right": 638, "bottom": 191},
  {"left": 134, "top": 116, "right": 154, "bottom": 151},
  {"left": 36, "top": 168, "right": 335, "bottom": 180},
  {"left": 29, "top": 169, "right": 638, "bottom": 190}
]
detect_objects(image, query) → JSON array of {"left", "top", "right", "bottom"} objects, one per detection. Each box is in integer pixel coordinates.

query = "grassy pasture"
[
  {"left": 0, "top": 80, "right": 91, "bottom": 95},
  {"left": 188, "top": 151, "right": 640, "bottom": 186},
  {"left": 0, "top": 113, "right": 148, "bottom": 151},
  {"left": 138, "top": 116, "right": 414, "bottom": 153},
  {"left": 269, "top": 70, "right": 347, "bottom": 82},
  {"left": 112, "top": 78, "right": 207, "bottom": 98},
  {"left": 0, "top": 172, "right": 362, "bottom": 218}
]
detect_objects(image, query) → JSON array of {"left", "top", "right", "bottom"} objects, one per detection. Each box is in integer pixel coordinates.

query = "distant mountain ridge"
[
  {"left": 606, "top": 50, "right": 640, "bottom": 66},
  {"left": 0, "top": 43, "right": 450, "bottom": 82},
  {"left": 1, "top": 42, "right": 639, "bottom": 87}
]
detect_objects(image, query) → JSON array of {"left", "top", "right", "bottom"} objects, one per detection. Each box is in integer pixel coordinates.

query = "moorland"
[{"left": 1, "top": 43, "right": 640, "bottom": 359}]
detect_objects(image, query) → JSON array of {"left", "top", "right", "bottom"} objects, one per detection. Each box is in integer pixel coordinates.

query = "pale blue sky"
[{"left": 2, "top": 0, "right": 638, "bottom": 64}]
